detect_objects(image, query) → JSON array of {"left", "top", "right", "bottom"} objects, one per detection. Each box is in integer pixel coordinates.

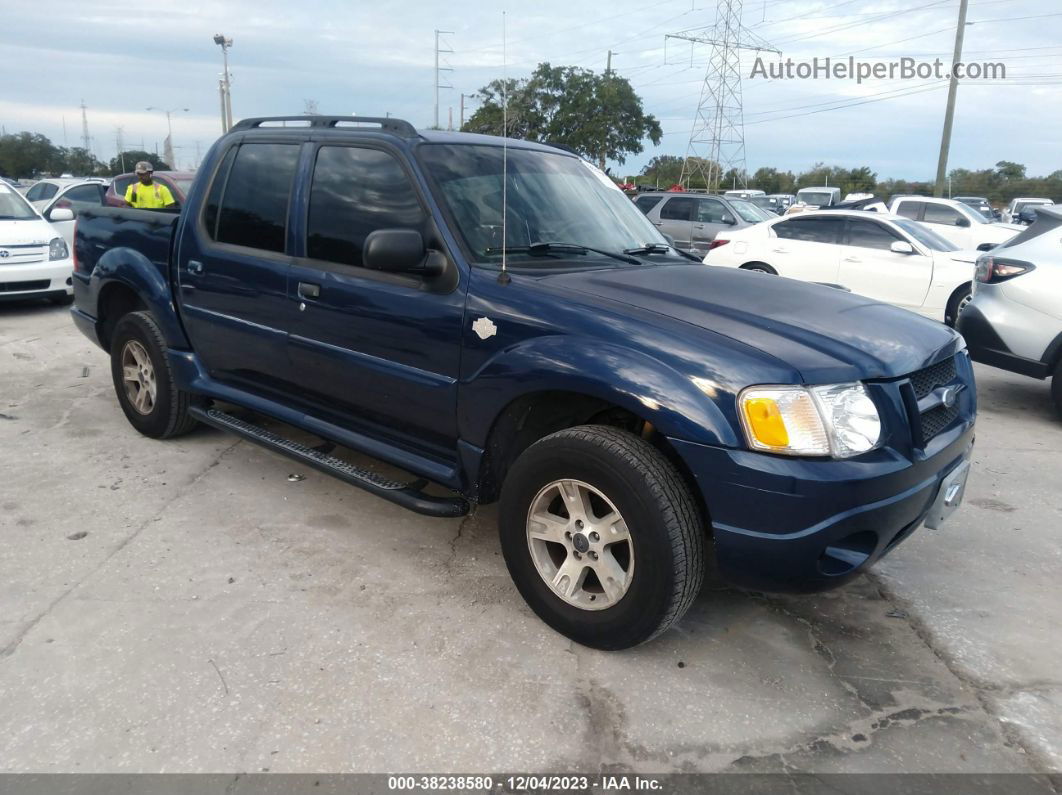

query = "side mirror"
[
  {"left": 976, "top": 243, "right": 995, "bottom": 252},
  {"left": 955, "top": 217, "right": 970, "bottom": 227},
  {"left": 662, "top": 233, "right": 676, "bottom": 246},
  {"left": 890, "top": 240, "right": 915, "bottom": 255},
  {"left": 48, "top": 207, "right": 75, "bottom": 222},
  {"left": 363, "top": 229, "right": 444, "bottom": 277},
  {"left": 722, "top": 213, "right": 737, "bottom": 225}
]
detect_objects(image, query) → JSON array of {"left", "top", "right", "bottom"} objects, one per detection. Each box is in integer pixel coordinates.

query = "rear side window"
[
  {"left": 846, "top": 219, "right": 900, "bottom": 250},
  {"left": 306, "top": 146, "right": 426, "bottom": 268},
  {"left": 774, "top": 216, "right": 843, "bottom": 243},
  {"left": 659, "top": 197, "right": 694, "bottom": 221},
  {"left": 633, "top": 195, "right": 663, "bottom": 214},
  {"left": 894, "top": 201, "right": 922, "bottom": 220},
  {"left": 63, "top": 185, "right": 104, "bottom": 205},
  {"left": 213, "top": 143, "right": 300, "bottom": 253}
]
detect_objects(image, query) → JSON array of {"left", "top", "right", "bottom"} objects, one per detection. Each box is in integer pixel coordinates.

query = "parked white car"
[
  {"left": 888, "top": 196, "right": 1021, "bottom": 251},
  {"left": 0, "top": 183, "right": 75, "bottom": 304},
  {"left": 703, "top": 210, "right": 977, "bottom": 325},
  {"left": 27, "top": 178, "right": 109, "bottom": 250}
]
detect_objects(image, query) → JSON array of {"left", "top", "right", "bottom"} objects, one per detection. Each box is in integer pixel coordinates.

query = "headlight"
[
  {"left": 49, "top": 237, "right": 69, "bottom": 261},
  {"left": 738, "top": 383, "right": 881, "bottom": 459}
]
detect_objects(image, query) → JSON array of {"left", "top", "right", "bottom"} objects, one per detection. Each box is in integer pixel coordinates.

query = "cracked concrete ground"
[{"left": 0, "top": 302, "right": 1059, "bottom": 774}]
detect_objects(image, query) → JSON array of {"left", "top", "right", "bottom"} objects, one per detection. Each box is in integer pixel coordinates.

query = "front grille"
[
  {"left": 0, "top": 243, "right": 47, "bottom": 265},
  {"left": 909, "top": 356, "right": 957, "bottom": 400},
  {"left": 0, "top": 280, "right": 50, "bottom": 293},
  {"left": 902, "top": 355, "right": 964, "bottom": 446},
  {"left": 921, "top": 402, "right": 960, "bottom": 440}
]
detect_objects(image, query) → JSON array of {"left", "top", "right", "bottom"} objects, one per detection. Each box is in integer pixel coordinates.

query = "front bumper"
[
  {"left": 670, "top": 415, "right": 975, "bottom": 593},
  {"left": 0, "top": 257, "right": 74, "bottom": 302}
]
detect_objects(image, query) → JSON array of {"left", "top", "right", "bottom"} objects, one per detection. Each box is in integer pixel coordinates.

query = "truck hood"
[
  {"left": 541, "top": 264, "right": 961, "bottom": 383},
  {"left": 0, "top": 218, "right": 52, "bottom": 245}
]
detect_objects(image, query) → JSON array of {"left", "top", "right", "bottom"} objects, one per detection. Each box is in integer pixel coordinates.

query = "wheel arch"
[{"left": 740, "top": 261, "right": 778, "bottom": 274}]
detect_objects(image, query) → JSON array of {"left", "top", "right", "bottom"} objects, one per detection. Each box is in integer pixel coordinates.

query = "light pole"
[
  {"left": 146, "top": 107, "right": 188, "bottom": 169},
  {"left": 213, "top": 34, "right": 234, "bottom": 132}
]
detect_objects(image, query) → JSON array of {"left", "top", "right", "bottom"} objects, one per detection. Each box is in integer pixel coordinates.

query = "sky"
[{"left": 2, "top": 0, "right": 1060, "bottom": 180}]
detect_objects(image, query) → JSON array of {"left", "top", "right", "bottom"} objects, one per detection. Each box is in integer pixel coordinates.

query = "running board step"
[{"left": 189, "top": 407, "right": 469, "bottom": 518}]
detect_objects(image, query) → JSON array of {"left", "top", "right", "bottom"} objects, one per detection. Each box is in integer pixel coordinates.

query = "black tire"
[
  {"left": 49, "top": 292, "right": 74, "bottom": 306},
  {"left": 1052, "top": 360, "right": 1062, "bottom": 420},
  {"left": 945, "top": 283, "right": 972, "bottom": 328},
  {"left": 110, "top": 310, "right": 199, "bottom": 439},
  {"left": 741, "top": 262, "right": 777, "bottom": 275},
  {"left": 498, "top": 426, "right": 705, "bottom": 650}
]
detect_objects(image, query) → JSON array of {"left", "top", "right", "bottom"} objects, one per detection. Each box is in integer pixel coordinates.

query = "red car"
[{"left": 104, "top": 171, "right": 196, "bottom": 207}]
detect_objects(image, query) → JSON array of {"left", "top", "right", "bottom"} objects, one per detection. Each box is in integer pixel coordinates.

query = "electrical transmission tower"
[
  {"left": 667, "top": 0, "right": 778, "bottom": 192},
  {"left": 434, "top": 29, "right": 454, "bottom": 130},
  {"left": 80, "top": 99, "right": 92, "bottom": 154}
]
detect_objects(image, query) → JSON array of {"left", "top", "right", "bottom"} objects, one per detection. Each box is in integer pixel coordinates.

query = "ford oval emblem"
[{"left": 941, "top": 387, "right": 958, "bottom": 409}]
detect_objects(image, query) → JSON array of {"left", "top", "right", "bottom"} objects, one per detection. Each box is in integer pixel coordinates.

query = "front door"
[
  {"left": 175, "top": 140, "right": 303, "bottom": 395},
  {"left": 286, "top": 143, "right": 466, "bottom": 452},
  {"left": 654, "top": 196, "right": 696, "bottom": 250},
  {"left": 768, "top": 215, "right": 845, "bottom": 284},
  {"left": 837, "top": 218, "right": 932, "bottom": 311}
]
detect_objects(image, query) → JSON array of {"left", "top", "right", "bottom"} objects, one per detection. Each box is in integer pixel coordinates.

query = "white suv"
[
  {"left": 888, "top": 196, "right": 1021, "bottom": 251},
  {"left": 958, "top": 205, "right": 1062, "bottom": 416}
]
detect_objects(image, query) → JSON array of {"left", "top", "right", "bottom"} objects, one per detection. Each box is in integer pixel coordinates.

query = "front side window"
[
  {"left": 893, "top": 219, "right": 959, "bottom": 252},
  {"left": 846, "top": 219, "right": 900, "bottom": 251},
  {"left": 894, "top": 201, "right": 922, "bottom": 220},
  {"left": 922, "top": 203, "right": 962, "bottom": 226},
  {"left": 306, "top": 146, "right": 425, "bottom": 268},
  {"left": 214, "top": 143, "right": 300, "bottom": 253},
  {"left": 774, "top": 216, "right": 842, "bottom": 243},
  {"left": 696, "top": 198, "right": 729, "bottom": 223}
]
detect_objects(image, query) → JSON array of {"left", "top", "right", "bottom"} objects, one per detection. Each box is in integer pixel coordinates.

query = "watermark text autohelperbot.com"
[{"left": 750, "top": 56, "right": 1005, "bottom": 83}]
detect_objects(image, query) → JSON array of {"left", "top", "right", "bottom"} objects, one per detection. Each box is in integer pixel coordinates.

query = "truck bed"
[{"left": 75, "top": 206, "right": 178, "bottom": 278}]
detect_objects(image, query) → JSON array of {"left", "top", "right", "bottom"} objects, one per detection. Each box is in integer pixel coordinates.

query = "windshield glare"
[
  {"left": 417, "top": 144, "right": 671, "bottom": 264},
  {"left": 731, "top": 200, "right": 773, "bottom": 223},
  {"left": 894, "top": 219, "right": 959, "bottom": 252},
  {"left": 0, "top": 186, "right": 39, "bottom": 220}
]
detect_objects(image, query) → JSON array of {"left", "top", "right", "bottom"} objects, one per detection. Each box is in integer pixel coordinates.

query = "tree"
[
  {"left": 107, "top": 150, "right": 171, "bottom": 176},
  {"left": 463, "top": 62, "right": 662, "bottom": 169},
  {"left": 638, "top": 155, "right": 720, "bottom": 190},
  {"left": 0, "top": 132, "right": 63, "bottom": 178},
  {"left": 994, "top": 161, "right": 1026, "bottom": 181}
]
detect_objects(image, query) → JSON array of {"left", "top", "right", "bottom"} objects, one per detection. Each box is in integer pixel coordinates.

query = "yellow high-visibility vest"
[{"left": 125, "top": 181, "right": 175, "bottom": 209}]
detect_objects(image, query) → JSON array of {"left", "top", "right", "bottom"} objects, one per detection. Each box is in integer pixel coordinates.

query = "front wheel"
[
  {"left": 946, "top": 284, "right": 972, "bottom": 327},
  {"left": 499, "top": 426, "right": 705, "bottom": 650},
  {"left": 109, "top": 310, "right": 199, "bottom": 439}
]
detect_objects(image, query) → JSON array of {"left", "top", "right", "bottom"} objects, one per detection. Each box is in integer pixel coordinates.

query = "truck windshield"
[
  {"left": 417, "top": 143, "right": 671, "bottom": 265},
  {"left": 731, "top": 200, "right": 774, "bottom": 223},
  {"left": 0, "top": 186, "right": 38, "bottom": 220}
]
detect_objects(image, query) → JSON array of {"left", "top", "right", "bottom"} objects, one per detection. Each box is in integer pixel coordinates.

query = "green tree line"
[{"left": 0, "top": 132, "right": 171, "bottom": 179}]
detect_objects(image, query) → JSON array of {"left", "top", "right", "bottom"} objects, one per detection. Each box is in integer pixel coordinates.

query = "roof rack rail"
[{"left": 231, "top": 115, "right": 419, "bottom": 138}]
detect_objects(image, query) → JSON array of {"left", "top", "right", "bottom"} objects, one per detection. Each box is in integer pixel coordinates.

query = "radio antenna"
[{"left": 498, "top": 10, "right": 511, "bottom": 285}]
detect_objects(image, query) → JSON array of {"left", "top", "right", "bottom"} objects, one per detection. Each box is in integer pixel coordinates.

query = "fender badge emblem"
[{"left": 472, "top": 317, "right": 497, "bottom": 340}]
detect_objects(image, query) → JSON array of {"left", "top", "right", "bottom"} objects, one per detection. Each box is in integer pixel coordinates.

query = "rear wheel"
[
  {"left": 1051, "top": 360, "right": 1062, "bottom": 420},
  {"left": 110, "top": 310, "right": 198, "bottom": 439},
  {"left": 741, "top": 262, "right": 777, "bottom": 275},
  {"left": 499, "top": 426, "right": 705, "bottom": 650},
  {"left": 946, "top": 284, "right": 972, "bottom": 327}
]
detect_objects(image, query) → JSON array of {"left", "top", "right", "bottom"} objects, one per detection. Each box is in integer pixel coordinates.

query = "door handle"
[
  {"left": 843, "top": 256, "right": 861, "bottom": 263},
  {"left": 298, "top": 282, "right": 321, "bottom": 300},
  {"left": 652, "top": 222, "right": 663, "bottom": 226},
  {"left": 772, "top": 247, "right": 789, "bottom": 253},
  {"left": 187, "top": 260, "right": 204, "bottom": 275},
  {"left": 693, "top": 224, "right": 705, "bottom": 229}
]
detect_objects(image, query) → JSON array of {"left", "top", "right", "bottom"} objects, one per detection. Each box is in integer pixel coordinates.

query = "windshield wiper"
[
  {"left": 623, "top": 243, "right": 671, "bottom": 255},
  {"left": 484, "top": 241, "right": 640, "bottom": 265}
]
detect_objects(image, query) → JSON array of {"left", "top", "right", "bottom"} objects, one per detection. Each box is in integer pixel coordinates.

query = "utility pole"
[
  {"left": 147, "top": 107, "right": 188, "bottom": 169},
  {"left": 80, "top": 99, "right": 91, "bottom": 154},
  {"left": 115, "top": 127, "right": 126, "bottom": 173},
  {"left": 934, "top": 0, "right": 970, "bottom": 197},
  {"left": 606, "top": 49, "right": 613, "bottom": 75},
  {"left": 214, "top": 34, "right": 234, "bottom": 132},
  {"left": 667, "top": 1, "right": 778, "bottom": 192},
  {"left": 459, "top": 93, "right": 479, "bottom": 128},
  {"left": 434, "top": 29, "right": 454, "bottom": 129}
]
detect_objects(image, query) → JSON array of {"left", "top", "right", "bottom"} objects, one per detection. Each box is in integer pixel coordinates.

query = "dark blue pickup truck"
[{"left": 71, "top": 115, "right": 975, "bottom": 649}]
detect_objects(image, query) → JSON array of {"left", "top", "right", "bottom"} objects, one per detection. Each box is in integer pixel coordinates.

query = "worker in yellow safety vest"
[{"left": 124, "top": 161, "right": 176, "bottom": 209}]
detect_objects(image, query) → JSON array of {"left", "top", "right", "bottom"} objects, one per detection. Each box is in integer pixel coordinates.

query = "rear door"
[
  {"left": 920, "top": 202, "right": 970, "bottom": 247},
  {"left": 285, "top": 143, "right": 466, "bottom": 451},
  {"left": 767, "top": 215, "right": 844, "bottom": 283},
  {"left": 655, "top": 196, "right": 696, "bottom": 250},
  {"left": 837, "top": 218, "right": 932, "bottom": 310},
  {"left": 175, "top": 139, "right": 303, "bottom": 395}
]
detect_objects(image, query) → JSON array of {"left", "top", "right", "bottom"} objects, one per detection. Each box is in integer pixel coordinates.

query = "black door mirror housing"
[
  {"left": 955, "top": 216, "right": 971, "bottom": 227},
  {"left": 363, "top": 229, "right": 428, "bottom": 273}
]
